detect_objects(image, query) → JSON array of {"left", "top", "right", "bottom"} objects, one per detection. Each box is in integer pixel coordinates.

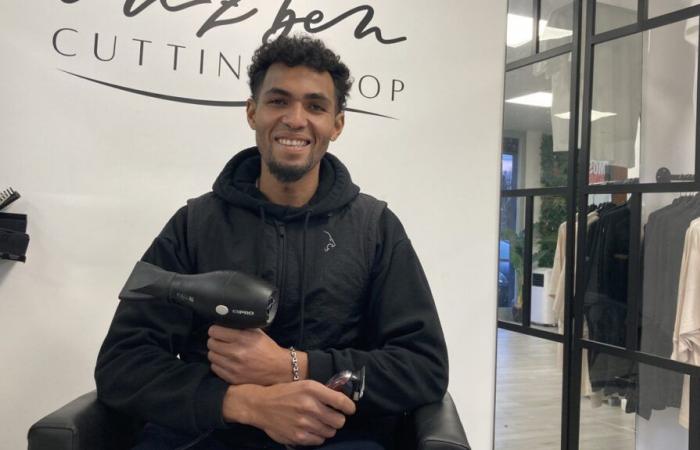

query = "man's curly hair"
[{"left": 248, "top": 35, "right": 352, "bottom": 112}]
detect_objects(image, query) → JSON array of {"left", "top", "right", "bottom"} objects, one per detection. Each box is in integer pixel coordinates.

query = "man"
[{"left": 95, "top": 35, "right": 448, "bottom": 449}]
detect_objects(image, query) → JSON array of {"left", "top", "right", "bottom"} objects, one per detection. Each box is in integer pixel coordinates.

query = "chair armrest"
[
  {"left": 413, "top": 392, "right": 470, "bottom": 450},
  {"left": 28, "top": 391, "right": 141, "bottom": 450}
]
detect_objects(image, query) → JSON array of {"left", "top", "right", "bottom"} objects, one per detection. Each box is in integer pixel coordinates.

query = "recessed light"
[
  {"left": 506, "top": 91, "right": 553, "bottom": 108},
  {"left": 555, "top": 111, "right": 618, "bottom": 121},
  {"left": 508, "top": 14, "right": 573, "bottom": 47}
]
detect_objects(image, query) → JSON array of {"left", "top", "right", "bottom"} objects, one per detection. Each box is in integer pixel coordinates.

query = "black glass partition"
[{"left": 496, "top": 1, "right": 700, "bottom": 449}]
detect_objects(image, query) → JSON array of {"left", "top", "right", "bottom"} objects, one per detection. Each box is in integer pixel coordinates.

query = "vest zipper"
[{"left": 275, "top": 221, "right": 287, "bottom": 306}]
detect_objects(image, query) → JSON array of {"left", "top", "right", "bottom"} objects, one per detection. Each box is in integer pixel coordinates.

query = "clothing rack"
[
  {"left": 600, "top": 178, "right": 639, "bottom": 185},
  {"left": 656, "top": 167, "right": 695, "bottom": 183},
  {"left": 591, "top": 168, "right": 694, "bottom": 185}
]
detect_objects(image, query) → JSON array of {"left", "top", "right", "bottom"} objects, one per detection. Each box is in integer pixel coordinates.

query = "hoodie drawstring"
[
  {"left": 255, "top": 206, "right": 267, "bottom": 277},
  {"left": 297, "top": 210, "right": 312, "bottom": 347}
]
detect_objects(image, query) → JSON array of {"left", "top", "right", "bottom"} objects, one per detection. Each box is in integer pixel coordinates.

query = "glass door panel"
[
  {"left": 508, "top": 0, "right": 536, "bottom": 63},
  {"left": 495, "top": 329, "right": 564, "bottom": 450},
  {"left": 504, "top": 54, "right": 572, "bottom": 189},
  {"left": 589, "top": 18, "right": 698, "bottom": 185},
  {"left": 531, "top": 195, "right": 568, "bottom": 333},
  {"left": 578, "top": 353, "right": 637, "bottom": 450},
  {"left": 595, "top": 0, "right": 637, "bottom": 34},
  {"left": 539, "top": 0, "right": 575, "bottom": 51},
  {"left": 499, "top": 196, "right": 527, "bottom": 324},
  {"left": 649, "top": 0, "right": 700, "bottom": 18}
]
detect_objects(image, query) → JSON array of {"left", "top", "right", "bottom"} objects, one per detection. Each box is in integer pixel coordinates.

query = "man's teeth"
[{"left": 277, "top": 138, "right": 308, "bottom": 146}]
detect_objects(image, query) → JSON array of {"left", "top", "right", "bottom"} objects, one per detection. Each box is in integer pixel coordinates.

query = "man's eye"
[
  {"left": 268, "top": 99, "right": 286, "bottom": 105},
  {"left": 309, "top": 104, "right": 326, "bottom": 112}
]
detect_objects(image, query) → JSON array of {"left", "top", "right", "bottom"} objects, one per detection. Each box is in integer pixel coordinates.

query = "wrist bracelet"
[{"left": 289, "top": 347, "right": 300, "bottom": 381}]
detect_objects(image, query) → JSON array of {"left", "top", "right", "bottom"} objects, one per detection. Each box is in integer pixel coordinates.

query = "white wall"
[{"left": 0, "top": 1, "right": 506, "bottom": 449}]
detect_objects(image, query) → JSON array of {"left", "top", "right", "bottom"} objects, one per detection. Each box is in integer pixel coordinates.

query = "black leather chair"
[{"left": 28, "top": 391, "right": 470, "bottom": 450}]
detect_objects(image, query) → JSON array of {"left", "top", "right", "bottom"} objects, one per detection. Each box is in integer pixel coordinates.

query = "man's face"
[{"left": 246, "top": 63, "right": 345, "bottom": 183}]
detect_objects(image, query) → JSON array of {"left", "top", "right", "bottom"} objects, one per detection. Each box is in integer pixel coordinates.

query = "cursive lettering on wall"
[
  {"left": 262, "top": 0, "right": 406, "bottom": 44},
  {"left": 60, "top": 0, "right": 406, "bottom": 44}
]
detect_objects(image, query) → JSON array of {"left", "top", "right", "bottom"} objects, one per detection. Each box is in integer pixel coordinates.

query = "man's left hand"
[{"left": 207, "top": 325, "right": 307, "bottom": 385}]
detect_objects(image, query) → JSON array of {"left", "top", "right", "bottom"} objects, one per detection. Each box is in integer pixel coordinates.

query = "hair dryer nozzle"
[
  {"left": 118, "top": 261, "right": 278, "bottom": 329},
  {"left": 118, "top": 261, "right": 175, "bottom": 301}
]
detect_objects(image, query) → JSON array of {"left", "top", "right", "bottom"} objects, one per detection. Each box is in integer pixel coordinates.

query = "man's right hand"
[{"left": 223, "top": 380, "right": 357, "bottom": 446}]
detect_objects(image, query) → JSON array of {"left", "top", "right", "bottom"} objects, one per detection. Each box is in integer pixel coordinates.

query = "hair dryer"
[
  {"left": 118, "top": 261, "right": 365, "bottom": 401},
  {"left": 118, "top": 261, "right": 278, "bottom": 329}
]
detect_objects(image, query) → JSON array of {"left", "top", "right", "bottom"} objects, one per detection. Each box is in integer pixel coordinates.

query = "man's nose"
[{"left": 281, "top": 102, "right": 306, "bottom": 128}]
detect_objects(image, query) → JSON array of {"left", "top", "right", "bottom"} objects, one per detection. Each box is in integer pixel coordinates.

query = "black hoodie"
[{"left": 95, "top": 147, "right": 448, "bottom": 447}]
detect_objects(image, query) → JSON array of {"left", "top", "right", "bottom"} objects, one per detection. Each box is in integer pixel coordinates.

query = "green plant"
[
  {"left": 534, "top": 134, "right": 567, "bottom": 268},
  {"left": 539, "top": 134, "right": 567, "bottom": 187}
]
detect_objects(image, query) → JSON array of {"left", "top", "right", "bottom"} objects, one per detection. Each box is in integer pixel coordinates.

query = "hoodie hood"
[{"left": 212, "top": 147, "right": 360, "bottom": 221}]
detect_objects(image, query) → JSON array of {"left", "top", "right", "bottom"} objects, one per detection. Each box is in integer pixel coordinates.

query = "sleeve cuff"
[
  {"left": 306, "top": 350, "right": 335, "bottom": 384},
  {"left": 194, "top": 376, "right": 229, "bottom": 431}
]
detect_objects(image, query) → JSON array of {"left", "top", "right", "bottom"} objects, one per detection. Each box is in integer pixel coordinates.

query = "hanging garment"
[
  {"left": 584, "top": 203, "right": 636, "bottom": 398},
  {"left": 549, "top": 211, "right": 598, "bottom": 398},
  {"left": 551, "top": 212, "right": 600, "bottom": 320},
  {"left": 550, "top": 221, "right": 567, "bottom": 316},
  {"left": 638, "top": 196, "right": 700, "bottom": 419},
  {"left": 671, "top": 217, "right": 700, "bottom": 428}
]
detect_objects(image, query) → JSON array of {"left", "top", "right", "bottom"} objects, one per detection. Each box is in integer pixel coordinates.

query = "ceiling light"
[
  {"left": 507, "top": 14, "right": 533, "bottom": 47},
  {"left": 506, "top": 91, "right": 553, "bottom": 107},
  {"left": 508, "top": 14, "right": 573, "bottom": 47},
  {"left": 555, "top": 111, "right": 618, "bottom": 121}
]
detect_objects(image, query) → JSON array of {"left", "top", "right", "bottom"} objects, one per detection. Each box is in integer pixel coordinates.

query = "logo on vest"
[{"left": 323, "top": 230, "right": 336, "bottom": 253}]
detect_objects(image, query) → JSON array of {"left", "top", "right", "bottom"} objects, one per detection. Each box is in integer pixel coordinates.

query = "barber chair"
[{"left": 28, "top": 391, "right": 469, "bottom": 450}]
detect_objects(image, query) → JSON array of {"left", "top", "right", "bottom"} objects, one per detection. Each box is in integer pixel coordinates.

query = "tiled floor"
[{"left": 494, "top": 329, "right": 636, "bottom": 450}]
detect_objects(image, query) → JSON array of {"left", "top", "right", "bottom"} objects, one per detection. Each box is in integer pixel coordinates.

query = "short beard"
[{"left": 267, "top": 157, "right": 315, "bottom": 183}]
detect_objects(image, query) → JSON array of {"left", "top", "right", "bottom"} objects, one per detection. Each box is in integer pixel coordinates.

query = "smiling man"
[
  {"left": 95, "top": 35, "right": 448, "bottom": 450},
  {"left": 249, "top": 61, "right": 344, "bottom": 205}
]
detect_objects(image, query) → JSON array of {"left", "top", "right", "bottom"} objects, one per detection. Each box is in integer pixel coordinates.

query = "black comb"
[{"left": 0, "top": 188, "right": 20, "bottom": 211}]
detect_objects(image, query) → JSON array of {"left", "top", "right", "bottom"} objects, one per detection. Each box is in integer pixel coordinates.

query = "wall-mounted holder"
[
  {"left": 0, "top": 212, "right": 29, "bottom": 262},
  {"left": 0, "top": 187, "right": 20, "bottom": 210}
]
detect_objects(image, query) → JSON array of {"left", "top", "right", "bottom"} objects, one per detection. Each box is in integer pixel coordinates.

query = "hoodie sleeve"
[
  {"left": 306, "top": 208, "right": 449, "bottom": 415},
  {"left": 94, "top": 205, "right": 229, "bottom": 434}
]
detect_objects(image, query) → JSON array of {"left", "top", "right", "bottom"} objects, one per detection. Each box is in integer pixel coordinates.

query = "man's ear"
[
  {"left": 246, "top": 98, "right": 257, "bottom": 130},
  {"left": 331, "top": 111, "right": 345, "bottom": 141}
]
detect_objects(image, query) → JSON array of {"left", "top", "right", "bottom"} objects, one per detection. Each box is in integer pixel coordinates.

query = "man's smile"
[{"left": 274, "top": 136, "right": 312, "bottom": 149}]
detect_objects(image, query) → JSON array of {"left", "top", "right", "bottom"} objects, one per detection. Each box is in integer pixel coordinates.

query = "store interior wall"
[
  {"left": 640, "top": 16, "right": 697, "bottom": 214},
  {"left": 496, "top": 2, "right": 700, "bottom": 448},
  {"left": 0, "top": 1, "right": 506, "bottom": 449}
]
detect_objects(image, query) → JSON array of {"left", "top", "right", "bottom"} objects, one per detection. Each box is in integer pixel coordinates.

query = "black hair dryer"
[
  {"left": 118, "top": 261, "right": 278, "bottom": 329},
  {"left": 119, "top": 261, "right": 364, "bottom": 402}
]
